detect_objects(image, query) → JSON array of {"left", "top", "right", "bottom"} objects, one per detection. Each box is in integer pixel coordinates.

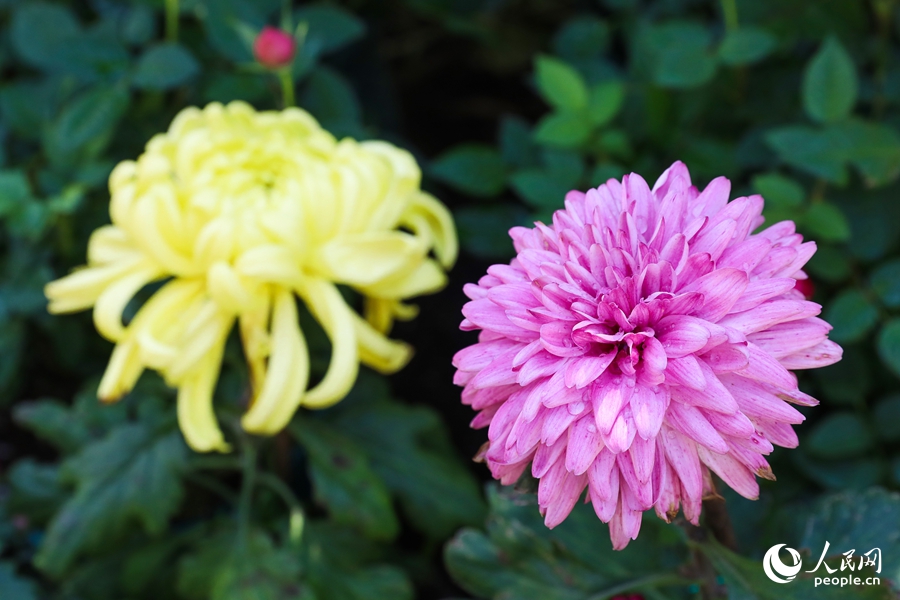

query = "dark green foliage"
[{"left": 1, "top": 0, "right": 900, "bottom": 599}]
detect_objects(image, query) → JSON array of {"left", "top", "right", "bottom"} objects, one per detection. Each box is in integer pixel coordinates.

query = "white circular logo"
[{"left": 763, "top": 544, "right": 803, "bottom": 583}]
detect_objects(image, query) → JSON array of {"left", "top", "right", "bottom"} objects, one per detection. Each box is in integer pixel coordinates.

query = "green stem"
[
  {"left": 278, "top": 68, "right": 296, "bottom": 108},
  {"left": 720, "top": 0, "right": 739, "bottom": 32},
  {"left": 185, "top": 472, "right": 239, "bottom": 504},
  {"left": 190, "top": 455, "right": 243, "bottom": 471},
  {"left": 585, "top": 573, "right": 695, "bottom": 600},
  {"left": 165, "top": 0, "right": 179, "bottom": 42},
  {"left": 256, "top": 472, "right": 306, "bottom": 544},
  {"left": 236, "top": 441, "right": 258, "bottom": 551}
]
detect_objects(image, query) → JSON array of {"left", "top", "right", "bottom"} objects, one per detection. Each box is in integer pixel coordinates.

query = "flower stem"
[
  {"left": 256, "top": 472, "right": 305, "bottom": 545},
  {"left": 236, "top": 440, "right": 258, "bottom": 551},
  {"left": 584, "top": 573, "right": 694, "bottom": 600},
  {"left": 702, "top": 497, "right": 738, "bottom": 551},
  {"left": 165, "top": 0, "right": 179, "bottom": 42},
  {"left": 278, "top": 68, "right": 295, "bottom": 108},
  {"left": 720, "top": 0, "right": 739, "bottom": 32}
]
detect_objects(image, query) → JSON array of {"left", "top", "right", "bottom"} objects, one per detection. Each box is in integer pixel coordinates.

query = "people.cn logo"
[{"left": 763, "top": 544, "right": 804, "bottom": 583}]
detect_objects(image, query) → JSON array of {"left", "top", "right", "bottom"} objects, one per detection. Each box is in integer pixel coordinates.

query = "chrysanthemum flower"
[
  {"left": 453, "top": 162, "right": 840, "bottom": 549},
  {"left": 46, "top": 101, "right": 456, "bottom": 452}
]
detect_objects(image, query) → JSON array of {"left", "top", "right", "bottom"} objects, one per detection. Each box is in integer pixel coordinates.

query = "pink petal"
[
  {"left": 733, "top": 343, "right": 797, "bottom": 389},
  {"left": 631, "top": 385, "right": 669, "bottom": 439},
  {"left": 719, "top": 374, "right": 805, "bottom": 424},
  {"left": 718, "top": 299, "right": 820, "bottom": 334},
  {"left": 661, "top": 426, "right": 703, "bottom": 500},
  {"left": 683, "top": 268, "right": 749, "bottom": 321},
  {"left": 729, "top": 278, "right": 797, "bottom": 313},
  {"left": 696, "top": 447, "right": 759, "bottom": 500},
  {"left": 666, "top": 402, "right": 730, "bottom": 453},
  {"left": 778, "top": 339, "right": 843, "bottom": 369},
  {"left": 747, "top": 318, "right": 831, "bottom": 359},
  {"left": 544, "top": 472, "right": 587, "bottom": 528},
  {"left": 657, "top": 315, "right": 711, "bottom": 358},
  {"left": 565, "top": 352, "right": 617, "bottom": 389},
  {"left": 565, "top": 416, "right": 605, "bottom": 475}
]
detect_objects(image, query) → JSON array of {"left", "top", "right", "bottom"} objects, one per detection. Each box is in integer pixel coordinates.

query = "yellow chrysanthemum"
[{"left": 45, "top": 101, "right": 456, "bottom": 452}]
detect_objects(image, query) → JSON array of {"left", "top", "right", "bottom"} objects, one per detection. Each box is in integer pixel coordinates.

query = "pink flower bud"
[
  {"left": 794, "top": 276, "right": 815, "bottom": 299},
  {"left": 253, "top": 26, "right": 296, "bottom": 69}
]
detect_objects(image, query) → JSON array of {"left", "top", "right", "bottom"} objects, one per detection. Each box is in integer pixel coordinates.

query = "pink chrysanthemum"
[{"left": 453, "top": 162, "right": 842, "bottom": 549}]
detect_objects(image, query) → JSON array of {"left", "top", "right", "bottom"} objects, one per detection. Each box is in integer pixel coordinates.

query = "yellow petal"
[
  {"left": 359, "top": 258, "right": 447, "bottom": 299},
  {"left": 353, "top": 311, "right": 412, "bottom": 374},
  {"left": 235, "top": 245, "right": 304, "bottom": 288},
  {"left": 87, "top": 225, "right": 139, "bottom": 264},
  {"left": 363, "top": 297, "right": 419, "bottom": 334},
  {"left": 93, "top": 262, "right": 164, "bottom": 341},
  {"left": 98, "top": 338, "right": 144, "bottom": 402},
  {"left": 45, "top": 256, "right": 154, "bottom": 314},
  {"left": 241, "top": 288, "right": 310, "bottom": 434},
  {"left": 177, "top": 341, "right": 231, "bottom": 453},
  {"left": 130, "top": 194, "right": 196, "bottom": 276},
  {"left": 239, "top": 288, "right": 273, "bottom": 396},
  {"left": 128, "top": 279, "right": 205, "bottom": 371},
  {"left": 401, "top": 191, "right": 458, "bottom": 269},
  {"left": 315, "top": 231, "right": 426, "bottom": 286},
  {"left": 165, "top": 302, "right": 233, "bottom": 384},
  {"left": 206, "top": 261, "right": 255, "bottom": 314},
  {"left": 299, "top": 278, "right": 359, "bottom": 409}
]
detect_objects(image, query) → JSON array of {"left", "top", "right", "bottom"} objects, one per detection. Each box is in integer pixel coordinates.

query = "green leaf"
[
  {"left": 13, "top": 399, "right": 93, "bottom": 453},
  {"left": 122, "top": 4, "right": 156, "bottom": 46},
  {"left": 650, "top": 22, "right": 717, "bottom": 89},
  {"left": 871, "top": 259, "right": 900, "bottom": 308},
  {"left": 801, "top": 202, "right": 851, "bottom": 242},
  {"left": 303, "top": 522, "right": 414, "bottom": 600},
  {"left": 590, "top": 163, "right": 627, "bottom": 187},
  {"left": 830, "top": 119, "right": 900, "bottom": 187},
  {"left": 804, "top": 245, "right": 851, "bottom": 284},
  {"left": 803, "top": 36, "right": 858, "bottom": 124},
  {"left": 873, "top": 394, "right": 900, "bottom": 442},
  {"left": 753, "top": 173, "right": 805, "bottom": 208},
  {"left": 509, "top": 169, "right": 574, "bottom": 212},
  {"left": 203, "top": 0, "right": 266, "bottom": 62},
  {"left": 593, "top": 130, "right": 633, "bottom": 161},
  {"left": 765, "top": 126, "right": 847, "bottom": 184},
  {"left": 533, "top": 111, "right": 591, "bottom": 148},
  {"left": 823, "top": 289, "right": 878, "bottom": 343},
  {"left": 0, "top": 562, "right": 38, "bottom": 600},
  {"left": 587, "top": 81, "right": 625, "bottom": 126},
  {"left": 299, "top": 67, "right": 362, "bottom": 137},
  {"left": 43, "top": 86, "right": 129, "bottom": 165},
  {"left": 0, "top": 80, "right": 59, "bottom": 140},
  {"left": 534, "top": 55, "right": 589, "bottom": 111},
  {"left": 430, "top": 144, "right": 507, "bottom": 197},
  {"left": 331, "top": 396, "right": 485, "bottom": 540},
  {"left": 813, "top": 346, "right": 870, "bottom": 406},
  {"left": 699, "top": 537, "right": 889, "bottom": 599},
  {"left": 806, "top": 412, "right": 873, "bottom": 459},
  {"left": 454, "top": 205, "right": 525, "bottom": 260},
  {"left": 0, "top": 170, "right": 34, "bottom": 218},
  {"left": 34, "top": 423, "right": 189, "bottom": 577},
  {"left": 445, "top": 486, "right": 688, "bottom": 600},
  {"left": 291, "top": 419, "right": 398, "bottom": 540},
  {"left": 801, "top": 487, "right": 900, "bottom": 586},
  {"left": 294, "top": 4, "right": 366, "bottom": 55},
  {"left": 5, "top": 459, "right": 66, "bottom": 523},
  {"left": 10, "top": 2, "right": 79, "bottom": 69},
  {"left": 499, "top": 116, "right": 540, "bottom": 168},
  {"left": 878, "top": 319, "right": 900, "bottom": 380},
  {"left": 133, "top": 43, "right": 200, "bottom": 90},
  {"left": 718, "top": 27, "right": 777, "bottom": 66},
  {"left": 552, "top": 16, "right": 610, "bottom": 62}
]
